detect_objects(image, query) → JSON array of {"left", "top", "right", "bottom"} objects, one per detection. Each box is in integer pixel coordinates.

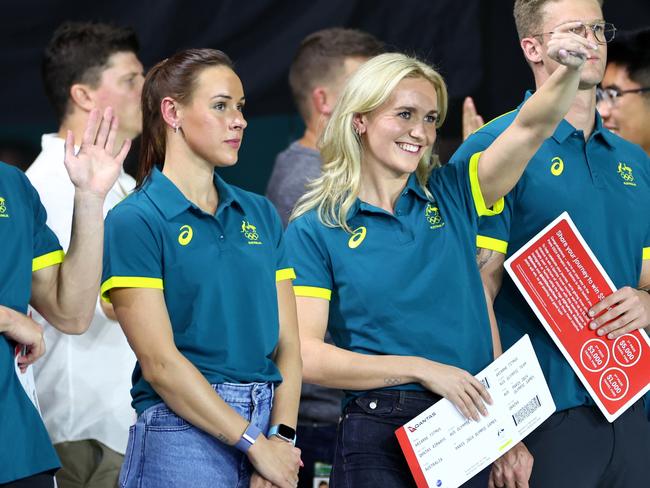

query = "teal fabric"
[
  {"left": 0, "top": 161, "right": 61, "bottom": 482},
  {"left": 285, "top": 162, "right": 495, "bottom": 406},
  {"left": 102, "top": 168, "right": 290, "bottom": 415},
  {"left": 452, "top": 92, "right": 650, "bottom": 412}
]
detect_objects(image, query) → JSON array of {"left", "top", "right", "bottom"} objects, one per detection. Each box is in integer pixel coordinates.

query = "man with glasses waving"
[
  {"left": 451, "top": 1, "right": 650, "bottom": 487},
  {"left": 598, "top": 28, "right": 650, "bottom": 157}
]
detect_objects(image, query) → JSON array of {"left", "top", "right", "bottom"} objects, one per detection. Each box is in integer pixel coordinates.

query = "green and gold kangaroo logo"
[
  {"left": 425, "top": 203, "right": 444, "bottom": 229},
  {"left": 617, "top": 162, "right": 636, "bottom": 186},
  {"left": 0, "top": 197, "right": 8, "bottom": 218},
  {"left": 241, "top": 219, "right": 262, "bottom": 245}
]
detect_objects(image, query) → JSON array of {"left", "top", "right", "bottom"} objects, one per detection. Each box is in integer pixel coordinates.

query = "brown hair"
[
  {"left": 137, "top": 48, "right": 234, "bottom": 187},
  {"left": 289, "top": 28, "right": 384, "bottom": 121},
  {"left": 513, "top": 0, "right": 604, "bottom": 40},
  {"left": 43, "top": 21, "right": 139, "bottom": 123}
]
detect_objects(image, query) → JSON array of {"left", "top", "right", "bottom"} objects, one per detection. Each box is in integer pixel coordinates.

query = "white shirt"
[{"left": 26, "top": 134, "right": 136, "bottom": 454}]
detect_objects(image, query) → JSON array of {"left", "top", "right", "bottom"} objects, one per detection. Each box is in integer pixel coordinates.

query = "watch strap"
[{"left": 234, "top": 423, "right": 262, "bottom": 453}]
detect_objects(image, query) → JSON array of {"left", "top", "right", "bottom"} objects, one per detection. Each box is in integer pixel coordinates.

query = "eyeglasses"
[
  {"left": 597, "top": 86, "right": 650, "bottom": 105},
  {"left": 533, "top": 21, "right": 617, "bottom": 44}
]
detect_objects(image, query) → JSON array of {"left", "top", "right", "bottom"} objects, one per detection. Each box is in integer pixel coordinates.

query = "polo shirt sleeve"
[
  {"left": 265, "top": 198, "right": 296, "bottom": 282},
  {"left": 25, "top": 174, "right": 64, "bottom": 272},
  {"left": 285, "top": 214, "right": 333, "bottom": 301},
  {"left": 101, "top": 203, "right": 164, "bottom": 303},
  {"left": 443, "top": 131, "right": 505, "bottom": 224}
]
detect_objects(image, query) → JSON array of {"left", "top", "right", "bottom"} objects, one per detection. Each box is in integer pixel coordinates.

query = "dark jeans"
[
  {"left": 296, "top": 423, "right": 338, "bottom": 488},
  {"left": 330, "top": 390, "right": 490, "bottom": 488},
  {"left": 526, "top": 399, "right": 650, "bottom": 488},
  {"left": 0, "top": 473, "right": 55, "bottom": 488}
]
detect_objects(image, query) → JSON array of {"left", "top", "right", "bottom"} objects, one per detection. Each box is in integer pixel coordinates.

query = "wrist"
[
  {"left": 234, "top": 422, "right": 263, "bottom": 454},
  {"left": 267, "top": 423, "right": 297, "bottom": 445}
]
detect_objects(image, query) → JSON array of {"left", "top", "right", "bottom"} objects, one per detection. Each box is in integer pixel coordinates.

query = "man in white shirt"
[{"left": 26, "top": 21, "right": 144, "bottom": 488}]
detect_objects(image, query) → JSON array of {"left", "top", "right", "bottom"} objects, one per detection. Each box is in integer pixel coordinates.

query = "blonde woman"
[{"left": 285, "top": 28, "right": 594, "bottom": 488}]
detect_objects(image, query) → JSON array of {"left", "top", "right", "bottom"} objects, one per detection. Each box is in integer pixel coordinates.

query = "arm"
[
  {"left": 478, "top": 28, "right": 594, "bottom": 207},
  {"left": 29, "top": 108, "right": 130, "bottom": 333},
  {"left": 0, "top": 306, "right": 45, "bottom": 372},
  {"left": 587, "top": 259, "right": 650, "bottom": 339},
  {"left": 268, "top": 280, "right": 302, "bottom": 429},
  {"left": 251, "top": 280, "right": 303, "bottom": 488},
  {"left": 477, "top": 247, "right": 505, "bottom": 359},
  {"left": 296, "top": 296, "right": 491, "bottom": 421},
  {"left": 477, "top": 248, "right": 534, "bottom": 488},
  {"left": 111, "top": 287, "right": 300, "bottom": 488}
]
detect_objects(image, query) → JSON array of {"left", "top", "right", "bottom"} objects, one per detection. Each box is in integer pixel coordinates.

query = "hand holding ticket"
[
  {"left": 504, "top": 212, "right": 650, "bottom": 422},
  {"left": 396, "top": 335, "right": 555, "bottom": 488}
]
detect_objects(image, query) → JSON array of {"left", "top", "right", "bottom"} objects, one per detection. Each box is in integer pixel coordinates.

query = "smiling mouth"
[{"left": 396, "top": 142, "right": 421, "bottom": 154}]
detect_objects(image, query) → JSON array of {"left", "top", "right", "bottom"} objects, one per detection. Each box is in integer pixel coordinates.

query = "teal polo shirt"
[
  {"left": 450, "top": 92, "right": 650, "bottom": 412},
  {"left": 0, "top": 162, "right": 62, "bottom": 482},
  {"left": 285, "top": 158, "right": 503, "bottom": 405},
  {"left": 101, "top": 168, "right": 294, "bottom": 415}
]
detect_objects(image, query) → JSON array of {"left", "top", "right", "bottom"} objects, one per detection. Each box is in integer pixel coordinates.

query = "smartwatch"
[
  {"left": 234, "top": 422, "right": 262, "bottom": 453},
  {"left": 267, "top": 424, "right": 297, "bottom": 445}
]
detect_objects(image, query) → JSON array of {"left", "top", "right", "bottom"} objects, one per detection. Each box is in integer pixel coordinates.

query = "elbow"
[
  {"left": 47, "top": 313, "right": 92, "bottom": 335},
  {"left": 139, "top": 352, "right": 177, "bottom": 390},
  {"left": 300, "top": 339, "right": 325, "bottom": 385}
]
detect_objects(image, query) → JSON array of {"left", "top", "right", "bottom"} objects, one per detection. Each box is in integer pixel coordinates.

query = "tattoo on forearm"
[
  {"left": 384, "top": 377, "right": 401, "bottom": 386},
  {"left": 476, "top": 248, "right": 494, "bottom": 270},
  {"left": 216, "top": 433, "right": 230, "bottom": 444}
]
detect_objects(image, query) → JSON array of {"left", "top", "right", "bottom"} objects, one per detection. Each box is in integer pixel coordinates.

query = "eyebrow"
[{"left": 211, "top": 94, "right": 246, "bottom": 101}]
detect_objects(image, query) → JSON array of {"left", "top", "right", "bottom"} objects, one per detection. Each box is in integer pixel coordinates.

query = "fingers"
[
  {"left": 105, "top": 114, "right": 120, "bottom": 156},
  {"left": 462, "top": 97, "right": 484, "bottom": 140},
  {"left": 94, "top": 107, "right": 114, "bottom": 150},
  {"left": 589, "top": 287, "right": 633, "bottom": 318},
  {"left": 589, "top": 288, "right": 650, "bottom": 338},
  {"left": 115, "top": 138, "right": 132, "bottom": 167},
  {"left": 64, "top": 129, "right": 76, "bottom": 164},
  {"left": 490, "top": 463, "right": 504, "bottom": 488},
  {"left": 82, "top": 108, "right": 101, "bottom": 147}
]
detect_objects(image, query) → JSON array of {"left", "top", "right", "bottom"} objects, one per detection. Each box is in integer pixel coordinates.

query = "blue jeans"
[
  {"left": 331, "top": 390, "right": 490, "bottom": 488},
  {"left": 119, "top": 382, "right": 273, "bottom": 488}
]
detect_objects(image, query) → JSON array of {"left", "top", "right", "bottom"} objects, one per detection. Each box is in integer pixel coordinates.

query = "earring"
[
  {"left": 173, "top": 123, "right": 179, "bottom": 134},
  {"left": 354, "top": 126, "right": 361, "bottom": 136}
]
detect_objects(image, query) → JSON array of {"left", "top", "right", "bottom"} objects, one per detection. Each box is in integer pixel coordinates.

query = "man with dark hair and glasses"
[
  {"left": 451, "top": 1, "right": 650, "bottom": 487},
  {"left": 598, "top": 28, "right": 650, "bottom": 156}
]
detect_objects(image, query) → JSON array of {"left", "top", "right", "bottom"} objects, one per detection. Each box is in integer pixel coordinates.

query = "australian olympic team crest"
[
  {"left": 0, "top": 197, "right": 8, "bottom": 218},
  {"left": 241, "top": 219, "right": 262, "bottom": 245},
  {"left": 617, "top": 162, "right": 636, "bottom": 187},
  {"left": 425, "top": 202, "right": 444, "bottom": 229}
]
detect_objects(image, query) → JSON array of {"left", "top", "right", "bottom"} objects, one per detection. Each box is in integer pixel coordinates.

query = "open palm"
[{"left": 64, "top": 107, "right": 131, "bottom": 198}]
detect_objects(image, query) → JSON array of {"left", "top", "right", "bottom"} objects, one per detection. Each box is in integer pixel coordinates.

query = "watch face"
[{"left": 277, "top": 424, "right": 296, "bottom": 440}]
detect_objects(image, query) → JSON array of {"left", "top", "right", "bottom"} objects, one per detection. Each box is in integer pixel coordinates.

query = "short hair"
[
  {"left": 42, "top": 21, "right": 139, "bottom": 122},
  {"left": 513, "top": 0, "right": 604, "bottom": 40},
  {"left": 289, "top": 28, "right": 384, "bottom": 121},
  {"left": 607, "top": 28, "right": 650, "bottom": 89}
]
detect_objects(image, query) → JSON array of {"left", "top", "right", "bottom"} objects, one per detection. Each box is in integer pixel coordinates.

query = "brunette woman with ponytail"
[{"left": 101, "top": 49, "right": 302, "bottom": 488}]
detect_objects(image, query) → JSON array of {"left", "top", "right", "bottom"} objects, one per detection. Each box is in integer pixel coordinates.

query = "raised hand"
[
  {"left": 463, "top": 96, "right": 485, "bottom": 141},
  {"left": 64, "top": 107, "right": 131, "bottom": 199},
  {"left": 417, "top": 360, "right": 492, "bottom": 421},
  {"left": 546, "top": 22, "right": 598, "bottom": 70}
]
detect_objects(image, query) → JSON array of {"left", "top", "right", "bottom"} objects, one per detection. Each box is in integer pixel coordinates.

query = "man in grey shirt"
[{"left": 266, "top": 27, "right": 383, "bottom": 487}]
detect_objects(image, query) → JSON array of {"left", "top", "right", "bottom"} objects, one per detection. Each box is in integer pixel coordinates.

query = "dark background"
[{"left": 1, "top": 0, "right": 648, "bottom": 193}]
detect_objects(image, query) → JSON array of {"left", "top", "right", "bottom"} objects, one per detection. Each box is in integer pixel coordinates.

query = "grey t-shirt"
[
  {"left": 266, "top": 141, "right": 321, "bottom": 227},
  {"left": 266, "top": 141, "right": 342, "bottom": 424}
]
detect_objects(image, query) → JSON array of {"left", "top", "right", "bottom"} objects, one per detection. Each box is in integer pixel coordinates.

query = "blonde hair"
[{"left": 291, "top": 52, "right": 448, "bottom": 233}]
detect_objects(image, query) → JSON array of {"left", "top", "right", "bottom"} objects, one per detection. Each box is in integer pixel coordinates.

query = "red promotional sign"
[{"left": 505, "top": 212, "right": 650, "bottom": 422}]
